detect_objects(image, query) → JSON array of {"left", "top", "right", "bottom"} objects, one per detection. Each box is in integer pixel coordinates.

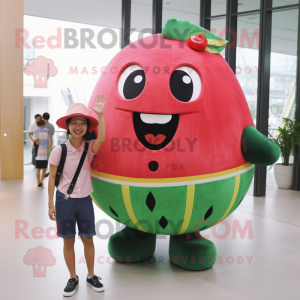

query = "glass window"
[
  {"left": 24, "top": 40, "right": 35, "bottom": 66},
  {"left": 238, "top": 0, "right": 260, "bottom": 12},
  {"left": 210, "top": 18, "right": 226, "bottom": 57},
  {"left": 131, "top": 0, "right": 153, "bottom": 44},
  {"left": 129, "top": 30, "right": 153, "bottom": 45},
  {"left": 273, "top": 0, "right": 299, "bottom": 7},
  {"left": 236, "top": 14, "right": 260, "bottom": 125},
  {"left": 131, "top": 0, "right": 152, "bottom": 33},
  {"left": 162, "top": 0, "right": 200, "bottom": 28},
  {"left": 267, "top": 8, "right": 299, "bottom": 186},
  {"left": 211, "top": 0, "right": 227, "bottom": 16}
]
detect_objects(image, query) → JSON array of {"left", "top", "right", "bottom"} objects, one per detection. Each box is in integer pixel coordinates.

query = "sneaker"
[
  {"left": 45, "top": 172, "right": 49, "bottom": 178},
  {"left": 37, "top": 183, "right": 42, "bottom": 189},
  {"left": 63, "top": 276, "right": 79, "bottom": 297},
  {"left": 86, "top": 275, "right": 104, "bottom": 292}
]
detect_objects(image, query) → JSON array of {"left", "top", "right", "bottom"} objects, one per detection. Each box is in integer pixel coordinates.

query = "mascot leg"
[
  {"left": 108, "top": 226, "right": 156, "bottom": 263},
  {"left": 169, "top": 233, "right": 216, "bottom": 270}
]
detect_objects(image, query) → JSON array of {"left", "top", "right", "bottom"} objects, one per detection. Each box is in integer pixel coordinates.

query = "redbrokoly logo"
[
  {"left": 23, "top": 246, "right": 56, "bottom": 277},
  {"left": 23, "top": 56, "right": 58, "bottom": 88}
]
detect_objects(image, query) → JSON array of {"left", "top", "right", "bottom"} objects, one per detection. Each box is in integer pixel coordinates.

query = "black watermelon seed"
[
  {"left": 204, "top": 206, "right": 213, "bottom": 220},
  {"left": 159, "top": 216, "right": 168, "bottom": 229},
  {"left": 146, "top": 192, "right": 156, "bottom": 211},
  {"left": 110, "top": 207, "right": 119, "bottom": 218},
  {"left": 148, "top": 161, "right": 159, "bottom": 171}
]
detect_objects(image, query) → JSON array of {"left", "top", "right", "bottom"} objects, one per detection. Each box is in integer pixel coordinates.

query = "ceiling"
[
  {"left": 24, "top": 0, "right": 123, "bottom": 28},
  {"left": 24, "top": 0, "right": 299, "bottom": 55}
]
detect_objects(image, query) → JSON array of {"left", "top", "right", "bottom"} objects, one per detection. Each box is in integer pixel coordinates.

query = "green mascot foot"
[
  {"left": 108, "top": 226, "right": 156, "bottom": 263},
  {"left": 169, "top": 233, "right": 217, "bottom": 271}
]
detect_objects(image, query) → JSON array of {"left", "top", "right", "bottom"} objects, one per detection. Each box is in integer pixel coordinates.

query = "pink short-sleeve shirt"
[{"left": 49, "top": 139, "right": 98, "bottom": 198}]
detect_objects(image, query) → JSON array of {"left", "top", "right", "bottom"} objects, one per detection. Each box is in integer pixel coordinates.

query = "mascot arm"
[{"left": 241, "top": 126, "right": 281, "bottom": 166}]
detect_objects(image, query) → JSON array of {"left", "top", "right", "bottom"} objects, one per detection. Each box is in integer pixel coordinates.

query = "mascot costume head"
[{"left": 87, "top": 19, "right": 280, "bottom": 270}]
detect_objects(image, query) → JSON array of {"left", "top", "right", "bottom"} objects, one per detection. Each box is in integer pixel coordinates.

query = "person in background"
[
  {"left": 34, "top": 119, "right": 52, "bottom": 189},
  {"left": 28, "top": 114, "right": 42, "bottom": 167},
  {"left": 43, "top": 112, "right": 55, "bottom": 177}
]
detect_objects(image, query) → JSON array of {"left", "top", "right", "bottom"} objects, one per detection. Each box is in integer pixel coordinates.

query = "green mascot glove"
[{"left": 241, "top": 126, "right": 281, "bottom": 166}]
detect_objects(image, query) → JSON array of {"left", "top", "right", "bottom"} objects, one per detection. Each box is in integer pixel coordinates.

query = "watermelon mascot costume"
[{"left": 87, "top": 19, "right": 280, "bottom": 270}]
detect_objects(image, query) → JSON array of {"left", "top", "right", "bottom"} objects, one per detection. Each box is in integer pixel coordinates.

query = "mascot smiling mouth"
[{"left": 133, "top": 112, "right": 179, "bottom": 150}]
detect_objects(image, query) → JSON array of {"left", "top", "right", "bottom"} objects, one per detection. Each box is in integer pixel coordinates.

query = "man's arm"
[
  {"left": 47, "top": 133, "right": 51, "bottom": 149},
  {"left": 28, "top": 132, "right": 34, "bottom": 143},
  {"left": 48, "top": 164, "right": 57, "bottom": 221}
]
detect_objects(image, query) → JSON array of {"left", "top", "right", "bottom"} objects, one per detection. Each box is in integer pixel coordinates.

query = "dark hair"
[
  {"left": 43, "top": 112, "right": 50, "bottom": 120},
  {"left": 35, "top": 114, "right": 42, "bottom": 119},
  {"left": 66, "top": 117, "right": 91, "bottom": 140},
  {"left": 37, "top": 120, "right": 45, "bottom": 127}
]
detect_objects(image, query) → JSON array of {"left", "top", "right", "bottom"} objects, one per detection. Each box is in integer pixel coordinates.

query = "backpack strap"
[
  {"left": 55, "top": 144, "right": 67, "bottom": 187},
  {"left": 64, "top": 141, "right": 89, "bottom": 199}
]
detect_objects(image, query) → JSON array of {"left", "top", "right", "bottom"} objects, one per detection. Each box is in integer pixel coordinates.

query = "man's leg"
[
  {"left": 32, "top": 146, "right": 36, "bottom": 167},
  {"left": 36, "top": 168, "right": 41, "bottom": 185},
  {"left": 81, "top": 237, "right": 95, "bottom": 277},
  {"left": 45, "top": 148, "right": 51, "bottom": 177},
  {"left": 64, "top": 237, "right": 77, "bottom": 278},
  {"left": 41, "top": 168, "right": 47, "bottom": 183}
]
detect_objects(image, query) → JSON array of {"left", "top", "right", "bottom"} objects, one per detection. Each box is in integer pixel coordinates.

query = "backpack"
[{"left": 55, "top": 142, "right": 89, "bottom": 199}]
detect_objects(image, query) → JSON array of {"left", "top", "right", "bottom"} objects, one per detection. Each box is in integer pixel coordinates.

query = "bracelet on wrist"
[{"left": 48, "top": 205, "right": 54, "bottom": 207}]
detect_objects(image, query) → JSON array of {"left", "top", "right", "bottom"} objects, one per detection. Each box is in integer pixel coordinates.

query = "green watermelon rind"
[{"left": 91, "top": 167, "right": 254, "bottom": 235}]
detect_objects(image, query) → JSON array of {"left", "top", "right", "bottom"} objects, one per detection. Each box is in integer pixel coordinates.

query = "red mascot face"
[{"left": 88, "top": 34, "right": 253, "bottom": 178}]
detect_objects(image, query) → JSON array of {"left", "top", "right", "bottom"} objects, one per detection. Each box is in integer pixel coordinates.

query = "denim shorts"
[{"left": 55, "top": 190, "right": 96, "bottom": 238}]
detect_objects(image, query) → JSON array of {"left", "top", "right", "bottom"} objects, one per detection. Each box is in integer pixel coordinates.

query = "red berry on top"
[{"left": 188, "top": 34, "right": 208, "bottom": 51}]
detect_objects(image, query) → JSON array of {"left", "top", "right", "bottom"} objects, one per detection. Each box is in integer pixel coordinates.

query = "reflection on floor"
[{"left": 0, "top": 165, "right": 299, "bottom": 300}]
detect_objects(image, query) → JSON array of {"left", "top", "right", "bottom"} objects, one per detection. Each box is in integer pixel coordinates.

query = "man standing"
[
  {"left": 28, "top": 114, "right": 42, "bottom": 166},
  {"left": 43, "top": 112, "right": 55, "bottom": 177}
]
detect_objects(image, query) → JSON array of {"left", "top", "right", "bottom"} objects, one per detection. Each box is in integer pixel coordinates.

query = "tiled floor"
[{"left": 0, "top": 165, "right": 299, "bottom": 300}]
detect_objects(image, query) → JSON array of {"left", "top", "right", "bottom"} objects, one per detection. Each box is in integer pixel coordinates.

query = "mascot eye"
[
  {"left": 170, "top": 66, "right": 201, "bottom": 102},
  {"left": 118, "top": 64, "right": 146, "bottom": 100}
]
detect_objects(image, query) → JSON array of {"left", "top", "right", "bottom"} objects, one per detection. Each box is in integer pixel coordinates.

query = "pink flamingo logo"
[
  {"left": 24, "top": 56, "right": 58, "bottom": 88},
  {"left": 23, "top": 246, "right": 56, "bottom": 277}
]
